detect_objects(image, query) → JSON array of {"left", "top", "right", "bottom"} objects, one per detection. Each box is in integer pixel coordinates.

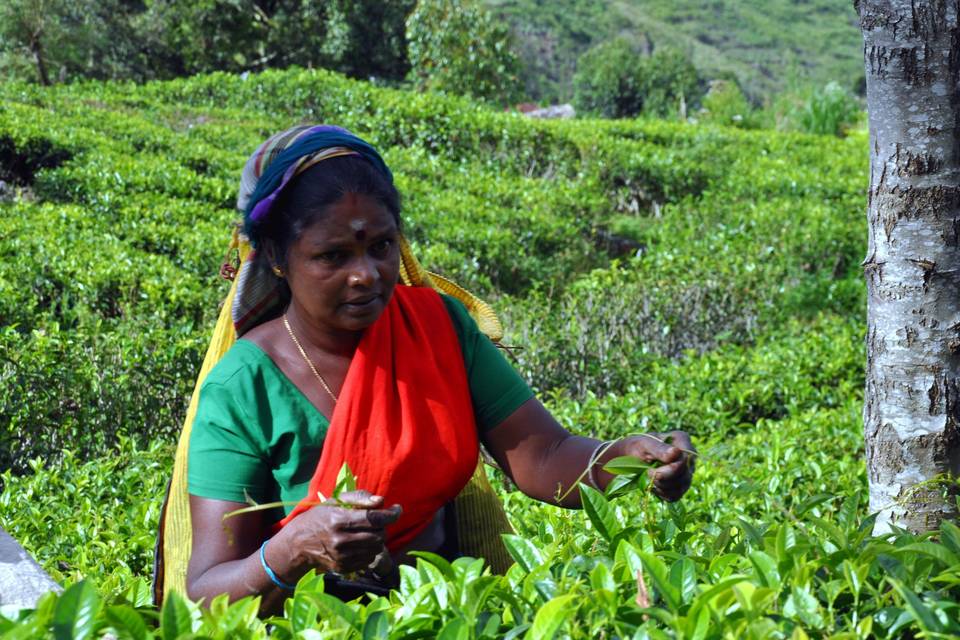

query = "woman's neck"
[{"left": 283, "top": 305, "right": 362, "bottom": 358}]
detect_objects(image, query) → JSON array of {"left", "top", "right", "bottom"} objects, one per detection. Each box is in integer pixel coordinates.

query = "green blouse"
[{"left": 187, "top": 295, "right": 532, "bottom": 519}]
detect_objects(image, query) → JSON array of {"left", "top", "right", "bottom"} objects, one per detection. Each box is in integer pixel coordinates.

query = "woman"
[{"left": 182, "top": 125, "right": 695, "bottom": 609}]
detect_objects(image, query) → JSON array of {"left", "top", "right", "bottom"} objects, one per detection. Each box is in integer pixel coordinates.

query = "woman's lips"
[{"left": 342, "top": 295, "right": 380, "bottom": 310}]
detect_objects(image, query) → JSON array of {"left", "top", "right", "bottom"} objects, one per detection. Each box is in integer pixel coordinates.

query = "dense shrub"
[
  {"left": 0, "top": 321, "right": 204, "bottom": 474},
  {"left": 572, "top": 39, "right": 702, "bottom": 119},
  {"left": 406, "top": 0, "right": 524, "bottom": 105},
  {"left": 3, "top": 396, "right": 959, "bottom": 637},
  {"left": 766, "top": 81, "right": 864, "bottom": 137}
]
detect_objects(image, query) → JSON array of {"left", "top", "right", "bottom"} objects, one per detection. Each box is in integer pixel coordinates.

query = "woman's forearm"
[
  {"left": 484, "top": 400, "right": 615, "bottom": 508},
  {"left": 484, "top": 399, "right": 697, "bottom": 509},
  {"left": 188, "top": 551, "right": 288, "bottom": 613},
  {"left": 187, "top": 530, "right": 306, "bottom": 614},
  {"left": 520, "top": 433, "right": 610, "bottom": 508}
]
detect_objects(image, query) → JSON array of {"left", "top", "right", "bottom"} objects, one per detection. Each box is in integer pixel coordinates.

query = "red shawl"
[{"left": 275, "top": 285, "right": 479, "bottom": 551}]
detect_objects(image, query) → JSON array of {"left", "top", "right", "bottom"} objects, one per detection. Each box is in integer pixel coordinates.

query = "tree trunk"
[
  {"left": 857, "top": 0, "right": 960, "bottom": 534},
  {"left": 29, "top": 34, "right": 52, "bottom": 86}
]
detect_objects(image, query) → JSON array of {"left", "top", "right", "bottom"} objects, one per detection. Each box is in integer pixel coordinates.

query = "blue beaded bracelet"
[{"left": 259, "top": 539, "right": 296, "bottom": 591}]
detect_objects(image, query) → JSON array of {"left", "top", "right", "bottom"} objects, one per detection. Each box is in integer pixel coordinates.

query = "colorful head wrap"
[{"left": 237, "top": 124, "right": 392, "bottom": 245}]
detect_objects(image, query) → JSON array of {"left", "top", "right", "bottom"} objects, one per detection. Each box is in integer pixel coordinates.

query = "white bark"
[
  {"left": 858, "top": 0, "right": 960, "bottom": 533},
  {"left": 0, "top": 526, "right": 61, "bottom": 616}
]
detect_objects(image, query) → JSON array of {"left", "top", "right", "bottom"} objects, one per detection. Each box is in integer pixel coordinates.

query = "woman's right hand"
[{"left": 272, "top": 490, "right": 402, "bottom": 579}]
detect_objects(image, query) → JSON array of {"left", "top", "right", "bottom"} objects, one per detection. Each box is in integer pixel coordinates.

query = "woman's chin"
[{"left": 337, "top": 298, "right": 386, "bottom": 328}]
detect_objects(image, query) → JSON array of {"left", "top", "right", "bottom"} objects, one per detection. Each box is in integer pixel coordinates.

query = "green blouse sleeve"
[
  {"left": 188, "top": 374, "right": 272, "bottom": 504},
  {"left": 440, "top": 295, "right": 534, "bottom": 432}
]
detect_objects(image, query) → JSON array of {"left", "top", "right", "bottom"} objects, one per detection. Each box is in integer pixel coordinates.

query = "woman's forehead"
[{"left": 300, "top": 195, "right": 396, "bottom": 243}]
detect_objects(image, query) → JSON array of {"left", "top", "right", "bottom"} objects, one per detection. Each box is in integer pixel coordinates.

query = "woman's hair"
[{"left": 253, "top": 154, "right": 401, "bottom": 268}]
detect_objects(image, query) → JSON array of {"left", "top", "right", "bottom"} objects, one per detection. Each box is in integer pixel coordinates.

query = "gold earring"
[{"left": 272, "top": 265, "right": 284, "bottom": 278}]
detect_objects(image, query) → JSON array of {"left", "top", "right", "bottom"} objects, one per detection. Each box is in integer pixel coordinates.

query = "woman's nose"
[{"left": 347, "top": 256, "right": 378, "bottom": 287}]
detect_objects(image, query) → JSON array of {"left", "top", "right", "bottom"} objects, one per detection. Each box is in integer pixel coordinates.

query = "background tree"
[
  {"left": 572, "top": 37, "right": 645, "bottom": 118},
  {"left": 698, "top": 78, "right": 755, "bottom": 128},
  {"left": 406, "top": 0, "right": 523, "bottom": 105},
  {"left": 572, "top": 37, "right": 702, "bottom": 119},
  {"left": 317, "top": 0, "right": 415, "bottom": 80},
  {"left": 0, "top": 0, "right": 151, "bottom": 84},
  {"left": 857, "top": 0, "right": 960, "bottom": 533},
  {"left": 0, "top": 0, "right": 415, "bottom": 84},
  {"left": 144, "top": 0, "right": 266, "bottom": 75}
]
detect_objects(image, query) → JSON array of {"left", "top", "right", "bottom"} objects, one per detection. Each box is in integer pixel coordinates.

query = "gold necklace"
[{"left": 283, "top": 314, "right": 338, "bottom": 403}]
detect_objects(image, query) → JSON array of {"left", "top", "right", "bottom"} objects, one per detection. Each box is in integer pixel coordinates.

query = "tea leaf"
[
  {"left": 888, "top": 578, "right": 944, "bottom": 633},
  {"left": 602, "top": 456, "right": 653, "bottom": 476},
  {"left": 894, "top": 542, "right": 960, "bottom": 567},
  {"left": 362, "top": 610, "right": 389, "bottom": 640},
  {"left": 748, "top": 550, "right": 780, "bottom": 590},
  {"left": 333, "top": 462, "right": 358, "bottom": 499},
  {"left": 104, "top": 605, "right": 148, "bottom": 640},
  {"left": 437, "top": 617, "right": 469, "bottom": 640},
  {"left": 639, "top": 553, "right": 680, "bottom": 612},
  {"left": 52, "top": 581, "right": 101, "bottom": 640},
  {"left": 159, "top": 592, "right": 193, "bottom": 640},
  {"left": 579, "top": 483, "right": 622, "bottom": 542},
  {"left": 502, "top": 534, "right": 544, "bottom": 573},
  {"left": 525, "top": 594, "right": 577, "bottom": 640}
]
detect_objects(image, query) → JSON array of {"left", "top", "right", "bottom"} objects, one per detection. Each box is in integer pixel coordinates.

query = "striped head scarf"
[{"left": 237, "top": 124, "right": 392, "bottom": 245}]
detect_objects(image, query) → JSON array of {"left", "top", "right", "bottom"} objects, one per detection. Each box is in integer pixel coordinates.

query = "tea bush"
[
  {"left": 1, "top": 67, "right": 956, "bottom": 637},
  {"left": 3, "top": 398, "right": 959, "bottom": 637}
]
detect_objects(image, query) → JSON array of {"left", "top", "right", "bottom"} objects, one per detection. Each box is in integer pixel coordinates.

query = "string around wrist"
[
  {"left": 587, "top": 439, "right": 615, "bottom": 490},
  {"left": 260, "top": 538, "right": 296, "bottom": 591}
]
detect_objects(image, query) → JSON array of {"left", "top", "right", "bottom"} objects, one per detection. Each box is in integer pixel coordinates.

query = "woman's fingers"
[
  {"left": 617, "top": 431, "right": 695, "bottom": 502},
  {"left": 332, "top": 491, "right": 401, "bottom": 529},
  {"left": 336, "top": 490, "right": 384, "bottom": 509},
  {"left": 642, "top": 435, "right": 682, "bottom": 464},
  {"left": 365, "top": 504, "right": 402, "bottom": 528},
  {"left": 340, "top": 504, "right": 402, "bottom": 531},
  {"left": 652, "top": 458, "right": 687, "bottom": 481}
]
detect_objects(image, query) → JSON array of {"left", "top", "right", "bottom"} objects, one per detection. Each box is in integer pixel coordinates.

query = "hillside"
[{"left": 489, "top": 0, "right": 864, "bottom": 102}]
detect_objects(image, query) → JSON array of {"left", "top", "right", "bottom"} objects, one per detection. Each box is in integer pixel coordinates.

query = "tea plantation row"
[{"left": 1, "top": 68, "right": 957, "bottom": 638}]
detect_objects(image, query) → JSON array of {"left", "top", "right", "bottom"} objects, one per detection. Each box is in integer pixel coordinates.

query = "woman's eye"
[
  {"left": 315, "top": 251, "right": 346, "bottom": 264},
  {"left": 370, "top": 239, "right": 394, "bottom": 257}
]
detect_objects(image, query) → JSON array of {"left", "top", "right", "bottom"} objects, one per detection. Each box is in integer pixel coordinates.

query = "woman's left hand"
[{"left": 601, "top": 431, "right": 696, "bottom": 502}]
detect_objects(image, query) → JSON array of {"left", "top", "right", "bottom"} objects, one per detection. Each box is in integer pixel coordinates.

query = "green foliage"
[
  {"left": 488, "top": 0, "right": 864, "bottom": 103},
  {"left": 572, "top": 39, "right": 702, "bottom": 119},
  {"left": 0, "top": 438, "right": 170, "bottom": 594},
  {"left": 142, "top": 0, "right": 267, "bottom": 76},
  {"left": 639, "top": 48, "right": 702, "bottom": 119},
  {"left": 0, "top": 0, "right": 151, "bottom": 85},
  {"left": 318, "top": 0, "right": 416, "bottom": 80},
  {"left": 4, "top": 401, "right": 960, "bottom": 637},
  {"left": 571, "top": 38, "right": 645, "bottom": 119},
  {"left": 793, "top": 82, "right": 863, "bottom": 137},
  {"left": 1, "top": 67, "right": 955, "bottom": 638},
  {"left": 767, "top": 82, "right": 864, "bottom": 137},
  {"left": 0, "top": 1, "right": 415, "bottom": 85},
  {"left": 406, "top": 0, "right": 524, "bottom": 105},
  {"left": 698, "top": 79, "right": 756, "bottom": 128}
]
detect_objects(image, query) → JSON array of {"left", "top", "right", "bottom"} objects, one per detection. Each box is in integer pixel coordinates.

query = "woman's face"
[{"left": 284, "top": 192, "right": 400, "bottom": 334}]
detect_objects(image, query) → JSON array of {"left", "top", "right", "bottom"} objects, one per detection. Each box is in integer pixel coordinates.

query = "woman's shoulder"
[
  {"left": 201, "top": 339, "right": 276, "bottom": 388},
  {"left": 436, "top": 293, "right": 479, "bottom": 336}
]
